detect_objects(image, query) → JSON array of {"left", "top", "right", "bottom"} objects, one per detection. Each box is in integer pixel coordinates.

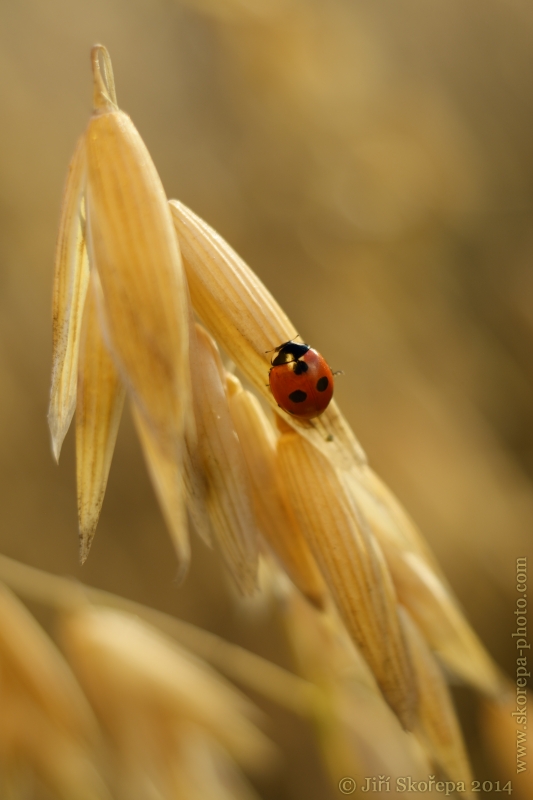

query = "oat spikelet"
[
  {"left": 276, "top": 425, "right": 416, "bottom": 728},
  {"left": 86, "top": 46, "right": 191, "bottom": 460},
  {"left": 400, "top": 609, "right": 473, "bottom": 793},
  {"left": 169, "top": 199, "right": 365, "bottom": 469},
  {"left": 348, "top": 466, "right": 504, "bottom": 696},
  {"left": 76, "top": 279, "right": 125, "bottom": 565},
  {"left": 191, "top": 324, "right": 258, "bottom": 594},
  {"left": 51, "top": 45, "right": 194, "bottom": 564},
  {"left": 49, "top": 136, "right": 90, "bottom": 462},
  {"left": 226, "top": 375, "right": 326, "bottom": 607}
]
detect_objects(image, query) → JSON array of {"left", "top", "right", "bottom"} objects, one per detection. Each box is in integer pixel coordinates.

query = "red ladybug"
[{"left": 268, "top": 340, "right": 334, "bottom": 420}]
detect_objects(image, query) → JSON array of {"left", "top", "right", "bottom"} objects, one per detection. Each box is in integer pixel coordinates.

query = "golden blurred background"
[{"left": 1, "top": 0, "right": 532, "bottom": 796}]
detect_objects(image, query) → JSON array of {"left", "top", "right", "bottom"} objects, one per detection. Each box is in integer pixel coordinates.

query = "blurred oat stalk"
[
  {"left": 279, "top": 580, "right": 433, "bottom": 795},
  {"left": 48, "top": 44, "right": 505, "bottom": 774},
  {"left": 0, "top": 581, "right": 111, "bottom": 800},
  {"left": 0, "top": 568, "right": 275, "bottom": 800},
  {"left": 60, "top": 605, "right": 273, "bottom": 800}
]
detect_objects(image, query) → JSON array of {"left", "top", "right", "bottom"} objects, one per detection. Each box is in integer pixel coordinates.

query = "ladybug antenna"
[
  {"left": 332, "top": 370, "right": 344, "bottom": 377},
  {"left": 264, "top": 334, "right": 301, "bottom": 355}
]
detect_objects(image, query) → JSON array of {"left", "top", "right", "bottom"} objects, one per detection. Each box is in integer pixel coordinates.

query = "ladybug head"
[{"left": 271, "top": 340, "right": 310, "bottom": 366}]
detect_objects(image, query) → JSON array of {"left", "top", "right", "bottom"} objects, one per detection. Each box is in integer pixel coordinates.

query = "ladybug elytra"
[{"left": 268, "top": 340, "right": 334, "bottom": 420}]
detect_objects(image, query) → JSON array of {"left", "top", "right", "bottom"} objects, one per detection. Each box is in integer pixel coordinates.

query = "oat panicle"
[{"left": 47, "top": 47, "right": 503, "bottom": 775}]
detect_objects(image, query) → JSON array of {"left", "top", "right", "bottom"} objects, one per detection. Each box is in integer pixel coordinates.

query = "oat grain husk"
[
  {"left": 50, "top": 45, "right": 193, "bottom": 563},
  {"left": 85, "top": 49, "right": 191, "bottom": 460},
  {"left": 49, "top": 136, "right": 90, "bottom": 462},
  {"left": 76, "top": 280, "right": 125, "bottom": 564},
  {"left": 190, "top": 324, "right": 258, "bottom": 594},
  {"left": 276, "top": 426, "right": 416, "bottom": 728}
]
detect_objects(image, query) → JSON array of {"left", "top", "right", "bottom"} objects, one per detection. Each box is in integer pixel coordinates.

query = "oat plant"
[
  {"left": 0, "top": 560, "right": 274, "bottom": 800},
  {"left": 44, "top": 44, "right": 509, "bottom": 797}
]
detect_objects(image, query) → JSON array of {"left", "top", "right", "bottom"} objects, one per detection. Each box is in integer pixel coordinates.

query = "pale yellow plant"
[{"left": 48, "top": 44, "right": 505, "bottom": 785}]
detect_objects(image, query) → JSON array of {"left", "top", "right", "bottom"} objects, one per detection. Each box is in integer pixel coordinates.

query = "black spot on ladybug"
[
  {"left": 293, "top": 360, "right": 308, "bottom": 375},
  {"left": 288, "top": 390, "right": 307, "bottom": 403},
  {"left": 316, "top": 376, "right": 329, "bottom": 392}
]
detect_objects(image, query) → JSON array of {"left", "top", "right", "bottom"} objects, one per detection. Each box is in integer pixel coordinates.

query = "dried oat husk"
[
  {"left": 59, "top": 606, "right": 274, "bottom": 776},
  {"left": 400, "top": 609, "right": 473, "bottom": 793},
  {"left": 347, "top": 466, "right": 503, "bottom": 696},
  {"left": 226, "top": 375, "right": 326, "bottom": 607},
  {"left": 169, "top": 199, "right": 365, "bottom": 470},
  {"left": 276, "top": 425, "right": 416, "bottom": 729},
  {"left": 0, "top": 583, "right": 110, "bottom": 799},
  {"left": 49, "top": 137, "right": 89, "bottom": 462},
  {"left": 190, "top": 324, "right": 258, "bottom": 595},
  {"left": 76, "top": 277, "right": 125, "bottom": 565},
  {"left": 85, "top": 47, "right": 191, "bottom": 464},
  {"left": 49, "top": 46, "right": 193, "bottom": 567}
]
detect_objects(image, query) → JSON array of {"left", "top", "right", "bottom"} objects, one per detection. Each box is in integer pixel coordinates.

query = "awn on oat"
[{"left": 49, "top": 45, "right": 192, "bottom": 568}]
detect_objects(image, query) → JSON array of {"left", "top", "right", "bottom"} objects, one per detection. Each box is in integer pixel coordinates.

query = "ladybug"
[{"left": 268, "top": 340, "right": 334, "bottom": 420}]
